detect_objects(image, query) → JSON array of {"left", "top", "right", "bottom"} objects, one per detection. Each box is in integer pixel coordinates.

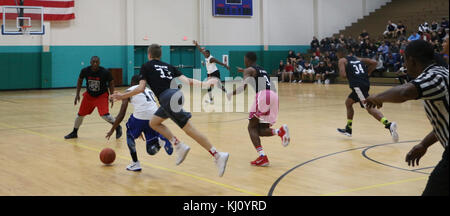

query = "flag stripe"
[{"left": 0, "top": 0, "right": 74, "bottom": 8}]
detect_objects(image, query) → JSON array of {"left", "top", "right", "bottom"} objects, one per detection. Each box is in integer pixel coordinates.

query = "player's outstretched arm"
[
  {"left": 365, "top": 83, "right": 419, "bottom": 109},
  {"left": 111, "top": 80, "right": 146, "bottom": 101},
  {"left": 338, "top": 58, "right": 347, "bottom": 78},
  {"left": 210, "top": 58, "right": 230, "bottom": 70},
  {"left": 177, "top": 75, "right": 216, "bottom": 87},
  {"left": 193, "top": 40, "right": 208, "bottom": 57},
  {"left": 106, "top": 98, "right": 128, "bottom": 140},
  {"left": 228, "top": 67, "right": 255, "bottom": 99}
]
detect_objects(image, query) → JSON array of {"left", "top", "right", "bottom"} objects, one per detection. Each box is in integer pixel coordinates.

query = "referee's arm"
[{"left": 364, "top": 83, "right": 419, "bottom": 109}]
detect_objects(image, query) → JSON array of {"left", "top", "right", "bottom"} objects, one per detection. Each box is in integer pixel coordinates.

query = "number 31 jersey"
[
  {"left": 127, "top": 85, "right": 159, "bottom": 120},
  {"left": 345, "top": 56, "right": 370, "bottom": 88}
]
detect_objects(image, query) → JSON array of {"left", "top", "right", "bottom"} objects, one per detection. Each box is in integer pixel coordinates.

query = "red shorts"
[{"left": 78, "top": 92, "right": 110, "bottom": 117}]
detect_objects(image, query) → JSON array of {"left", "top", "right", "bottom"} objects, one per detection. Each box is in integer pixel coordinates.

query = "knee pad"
[{"left": 146, "top": 138, "right": 161, "bottom": 156}]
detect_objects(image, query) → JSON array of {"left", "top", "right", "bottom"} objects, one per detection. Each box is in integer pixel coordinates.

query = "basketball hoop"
[{"left": 21, "top": 25, "right": 31, "bottom": 36}]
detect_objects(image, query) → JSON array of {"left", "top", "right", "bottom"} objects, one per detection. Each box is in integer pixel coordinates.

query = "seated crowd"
[{"left": 277, "top": 17, "right": 449, "bottom": 84}]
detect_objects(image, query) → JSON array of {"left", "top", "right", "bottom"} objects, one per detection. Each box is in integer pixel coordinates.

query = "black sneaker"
[
  {"left": 337, "top": 126, "right": 352, "bottom": 137},
  {"left": 64, "top": 131, "right": 78, "bottom": 139},
  {"left": 116, "top": 125, "right": 123, "bottom": 139}
]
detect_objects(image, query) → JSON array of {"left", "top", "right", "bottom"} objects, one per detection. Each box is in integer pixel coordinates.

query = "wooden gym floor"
[{"left": 0, "top": 83, "right": 443, "bottom": 196}]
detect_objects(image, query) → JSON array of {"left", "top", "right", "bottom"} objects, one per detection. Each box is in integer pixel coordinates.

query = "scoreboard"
[{"left": 212, "top": 0, "right": 253, "bottom": 17}]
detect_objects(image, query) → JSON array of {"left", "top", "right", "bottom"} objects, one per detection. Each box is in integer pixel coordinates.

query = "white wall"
[
  {"left": 134, "top": 0, "right": 199, "bottom": 46},
  {"left": 0, "top": 0, "right": 392, "bottom": 47},
  {"left": 266, "top": 0, "right": 314, "bottom": 46}
]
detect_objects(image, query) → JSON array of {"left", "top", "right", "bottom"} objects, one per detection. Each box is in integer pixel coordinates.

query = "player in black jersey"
[
  {"left": 227, "top": 52, "right": 290, "bottom": 167},
  {"left": 111, "top": 44, "right": 229, "bottom": 177},
  {"left": 336, "top": 48, "right": 399, "bottom": 142}
]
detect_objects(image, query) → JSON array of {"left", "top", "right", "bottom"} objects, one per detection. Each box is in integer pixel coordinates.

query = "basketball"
[{"left": 100, "top": 148, "right": 116, "bottom": 165}]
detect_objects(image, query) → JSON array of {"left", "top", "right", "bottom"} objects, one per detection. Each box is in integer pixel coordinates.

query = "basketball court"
[{"left": 0, "top": 84, "right": 442, "bottom": 196}]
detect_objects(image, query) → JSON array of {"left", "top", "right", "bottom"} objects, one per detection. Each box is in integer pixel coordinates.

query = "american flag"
[{"left": 0, "top": 0, "right": 75, "bottom": 21}]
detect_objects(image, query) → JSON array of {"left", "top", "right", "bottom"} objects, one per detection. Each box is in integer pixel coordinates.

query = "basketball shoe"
[
  {"left": 251, "top": 155, "right": 270, "bottom": 167},
  {"left": 386, "top": 122, "right": 399, "bottom": 143},
  {"left": 337, "top": 126, "right": 352, "bottom": 137},
  {"left": 215, "top": 152, "right": 229, "bottom": 177},
  {"left": 175, "top": 142, "right": 190, "bottom": 165},
  {"left": 126, "top": 161, "right": 142, "bottom": 172}
]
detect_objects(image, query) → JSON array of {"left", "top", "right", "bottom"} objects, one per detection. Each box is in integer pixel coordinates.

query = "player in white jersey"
[
  {"left": 106, "top": 75, "right": 172, "bottom": 172},
  {"left": 194, "top": 40, "right": 230, "bottom": 104}
]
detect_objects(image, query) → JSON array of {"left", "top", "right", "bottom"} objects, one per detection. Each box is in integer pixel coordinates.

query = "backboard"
[{"left": 1, "top": 6, "right": 45, "bottom": 35}]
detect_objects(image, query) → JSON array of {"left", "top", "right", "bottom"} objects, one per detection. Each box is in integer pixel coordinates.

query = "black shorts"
[
  {"left": 422, "top": 147, "right": 449, "bottom": 196},
  {"left": 348, "top": 86, "right": 370, "bottom": 108},
  {"left": 207, "top": 70, "right": 221, "bottom": 79},
  {"left": 154, "top": 89, "right": 192, "bottom": 129}
]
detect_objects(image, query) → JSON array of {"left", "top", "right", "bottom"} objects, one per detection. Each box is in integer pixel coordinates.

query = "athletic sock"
[
  {"left": 272, "top": 129, "right": 280, "bottom": 136},
  {"left": 74, "top": 115, "right": 84, "bottom": 130},
  {"left": 73, "top": 128, "right": 79, "bottom": 134},
  {"left": 347, "top": 120, "right": 353, "bottom": 129},
  {"left": 171, "top": 137, "right": 180, "bottom": 146},
  {"left": 255, "top": 145, "right": 265, "bottom": 156},
  {"left": 380, "top": 117, "right": 390, "bottom": 126},
  {"left": 209, "top": 147, "right": 218, "bottom": 158}
]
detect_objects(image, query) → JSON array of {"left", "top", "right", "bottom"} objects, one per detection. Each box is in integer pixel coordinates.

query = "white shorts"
[{"left": 304, "top": 69, "right": 314, "bottom": 74}]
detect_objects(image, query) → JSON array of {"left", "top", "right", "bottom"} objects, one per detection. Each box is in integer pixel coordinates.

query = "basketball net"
[{"left": 21, "top": 26, "right": 31, "bottom": 36}]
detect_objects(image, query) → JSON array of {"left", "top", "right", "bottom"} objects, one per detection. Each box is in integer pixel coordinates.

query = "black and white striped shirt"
[{"left": 411, "top": 64, "right": 449, "bottom": 148}]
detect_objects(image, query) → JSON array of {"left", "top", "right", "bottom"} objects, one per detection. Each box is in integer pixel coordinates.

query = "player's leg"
[
  {"left": 65, "top": 92, "right": 94, "bottom": 139},
  {"left": 124, "top": 115, "right": 143, "bottom": 171},
  {"left": 181, "top": 121, "right": 229, "bottom": 176},
  {"left": 143, "top": 122, "right": 173, "bottom": 156},
  {"left": 289, "top": 72, "right": 293, "bottom": 83},
  {"left": 363, "top": 88, "right": 399, "bottom": 142},
  {"left": 337, "top": 97, "right": 356, "bottom": 137},
  {"left": 248, "top": 117, "right": 270, "bottom": 167},
  {"left": 97, "top": 92, "right": 122, "bottom": 139}
]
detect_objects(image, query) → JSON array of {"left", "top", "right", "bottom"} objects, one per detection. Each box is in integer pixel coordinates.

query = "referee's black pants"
[{"left": 422, "top": 146, "right": 449, "bottom": 196}]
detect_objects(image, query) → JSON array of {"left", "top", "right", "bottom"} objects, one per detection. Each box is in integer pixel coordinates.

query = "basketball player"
[
  {"left": 111, "top": 44, "right": 229, "bottom": 177},
  {"left": 336, "top": 48, "right": 398, "bottom": 142},
  {"left": 106, "top": 75, "right": 173, "bottom": 172},
  {"left": 193, "top": 40, "right": 229, "bottom": 104},
  {"left": 365, "top": 40, "right": 448, "bottom": 196},
  {"left": 227, "top": 52, "right": 290, "bottom": 167},
  {"left": 65, "top": 56, "right": 122, "bottom": 139}
]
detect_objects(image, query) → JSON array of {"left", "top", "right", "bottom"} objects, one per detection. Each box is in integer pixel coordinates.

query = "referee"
[{"left": 365, "top": 40, "right": 449, "bottom": 196}]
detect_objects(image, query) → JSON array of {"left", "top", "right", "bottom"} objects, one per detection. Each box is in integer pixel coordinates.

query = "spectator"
[
  {"left": 378, "top": 41, "right": 390, "bottom": 60},
  {"left": 314, "top": 48, "right": 321, "bottom": 57},
  {"left": 324, "top": 62, "right": 338, "bottom": 84},
  {"left": 310, "top": 37, "right": 320, "bottom": 51},
  {"left": 360, "top": 29, "right": 370, "bottom": 40},
  {"left": 441, "top": 17, "right": 449, "bottom": 30},
  {"left": 431, "top": 20, "right": 440, "bottom": 32},
  {"left": 282, "top": 61, "right": 294, "bottom": 83},
  {"left": 373, "top": 53, "right": 385, "bottom": 77},
  {"left": 408, "top": 32, "right": 421, "bottom": 42},
  {"left": 396, "top": 63, "right": 409, "bottom": 84},
  {"left": 384, "top": 20, "right": 397, "bottom": 38},
  {"left": 396, "top": 21, "right": 406, "bottom": 37},
  {"left": 315, "top": 61, "right": 326, "bottom": 84},
  {"left": 438, "top": 28, "right": 447, "bottom": 41},
  {"left": 311, "top": 55, "right": 320, "bottom": 70},
  {"left": 431, "top": 31, "right": 440, "bottom": 43},
  {"left": 338, "top": 34, "right": 347, "bottom": 44},
  {"left": 302, "top": 61, "right": 315, "bottom": 82},
  {"left": 287, "top": 50, "right": 296, "bottom": 64},
  {"left": 277, "top": 60, "right": 285, "bottom": 82},
  {"left": 296, "top": 55, "right": 305, "bottom": 68},
  {"left": 419, "top": 22, "right": 430, "bottom": 33}
]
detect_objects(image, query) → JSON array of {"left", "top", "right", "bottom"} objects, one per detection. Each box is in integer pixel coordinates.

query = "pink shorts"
[{"left": 249, "top": 90, "right": 279, "bottom": 126}]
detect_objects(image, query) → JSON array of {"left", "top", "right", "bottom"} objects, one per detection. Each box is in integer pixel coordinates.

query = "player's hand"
[
  {"left": 237, "top": 67, "right": 244, "bottom": 73},
  {"left": 105, "top": 130, "right": 114, "bottom": 140},
  {"left": 110, "top": 98, "right": 114, "bottom": 108},
  {"left": 110, "top": 91, "right": 123, "bottom": 101},
  {"left": 364, "top": 96, "right": 383, "bottom": 109},
  {"left": 405, "top": 144, "right": 428, "bottom": 167},
  {"left": 74, "top": 94, "right": 80, "bottom": 106}
]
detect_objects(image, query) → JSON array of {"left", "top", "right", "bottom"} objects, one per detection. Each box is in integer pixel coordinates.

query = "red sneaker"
[
  {"left": 278, "top": 124, "right": 290, "bottom": 147},
  {"left": 250, "top": 155, "right": 270, "bottom": 167}
]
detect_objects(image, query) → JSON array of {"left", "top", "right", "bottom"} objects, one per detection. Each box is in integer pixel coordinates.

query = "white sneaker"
[
  {"left": 215, "top": 152, "right": 229, "bottom": 177},
  {"left": 126, "top": 161, "right": 142, "bottom": 172},
  {"left": 298, "top": 80, "right": 303, "bottom": 84},
  {"left": 293, "top": 80, "right": 297, "bottom": 83},
  {"left": 280, "top": 124, "right": 290, "bottom": 147},
  {"left": 175, "top": 142, "right": 190, "bottom": 165},
  {"left": 389, "top": 122, "right": 399, "bottom": 143},
  {"left": 325, "top": 79, "right": 330, "bottom": 84}
]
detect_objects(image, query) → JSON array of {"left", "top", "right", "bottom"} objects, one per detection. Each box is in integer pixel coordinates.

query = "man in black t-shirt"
[
  {"left": 111, "top": 44, "right": 229, "bottom": 177},
  {"left": 65, "top": 56, "right": 122, "bottom": 139},
  {"left": 336, "top": 48, "right": 399, "bottom": 142}
]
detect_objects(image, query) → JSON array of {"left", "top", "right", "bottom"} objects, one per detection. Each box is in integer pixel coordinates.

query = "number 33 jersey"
[
  {"left": 139, "top": 60, "right": 183, "bottom": 100},
  {"left": 127, "top": 85, "right": 159, "bottom": 120},
  {"left": 345, "top": 56, "right": 370, "bottom": 88}
]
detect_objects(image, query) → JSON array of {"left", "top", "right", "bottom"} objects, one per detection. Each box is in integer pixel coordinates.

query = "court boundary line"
[
  {"left": 267, "top": 140, "right": 421, "bottom": 196},
  {"left": 0, "top": 122, "right": 262, "bottom": 196}
]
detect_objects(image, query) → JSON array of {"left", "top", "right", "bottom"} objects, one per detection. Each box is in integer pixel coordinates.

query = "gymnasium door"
[
  {"left": 170, "top": 46, "right": 196, "bottom": 78},
  {"left": 134, "top": 46, "right": 148, "bottom": 75}
]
